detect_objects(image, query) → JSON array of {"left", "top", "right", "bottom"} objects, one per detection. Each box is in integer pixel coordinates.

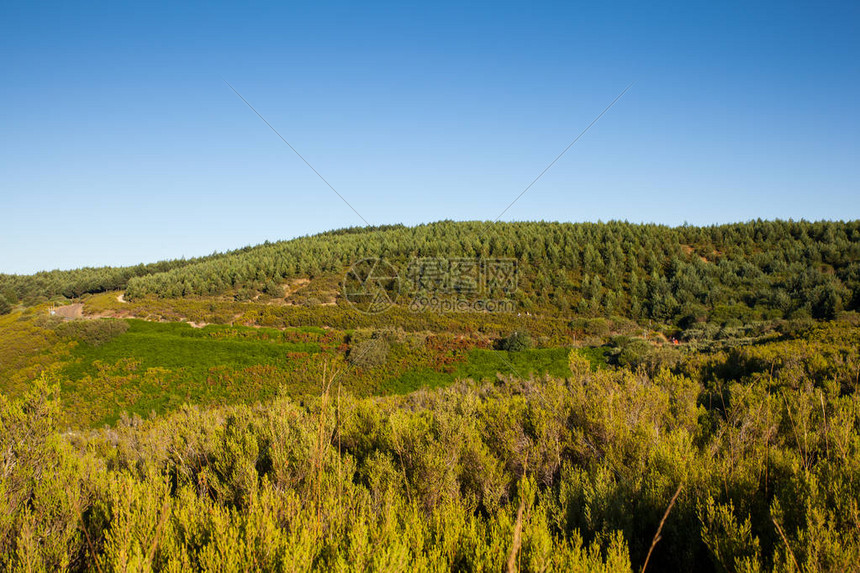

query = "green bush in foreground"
[
  {"left": 0, "top": 295, "right": 12, "bottom": 316},
  {"left": 1, "top": 337, "right": 859, "bottom": 571},
  {"left": 496, "top": 331, "right": 533, "bottom": 352},
  {"left": 55, "top": 318, "right": 129, "bottom": 347}
]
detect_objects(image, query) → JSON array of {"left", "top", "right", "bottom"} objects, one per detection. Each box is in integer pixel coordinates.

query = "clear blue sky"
[{"left": 1, "top": 1, "right": 858, "bottom": 274}]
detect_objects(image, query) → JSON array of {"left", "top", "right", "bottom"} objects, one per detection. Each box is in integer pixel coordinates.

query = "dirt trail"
[{"left": 51, "top": 304, "right": 83, "bottom": 319}]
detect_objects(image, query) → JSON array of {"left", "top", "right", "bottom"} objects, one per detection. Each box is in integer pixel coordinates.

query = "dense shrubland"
[
  {"left": 2, "top": 320, "right": 859, "bottom": 572},
  {"left": 82, "top": 292, "right": 587, "bottom": 345}
]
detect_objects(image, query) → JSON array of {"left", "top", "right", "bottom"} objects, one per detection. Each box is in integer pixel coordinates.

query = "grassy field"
[
  {"left": 16, "top": 303, "right": 832, "bottom": 430},
  {"left": 63, "top": 320, "right": 323, "bottom": 377},
  {"left": 8, "top": 317, "right": 602, "bottom": 427},
  {"left": 383, "top": 347, "right": 607, "bottom": 395},
  {"left": 56, "top": 320, "right": 332, "bottom": 426}
]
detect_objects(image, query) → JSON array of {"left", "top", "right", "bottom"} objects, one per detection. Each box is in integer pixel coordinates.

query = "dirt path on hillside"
[{"left": 51, "top": 303, "right": 83, "bottom": 319}]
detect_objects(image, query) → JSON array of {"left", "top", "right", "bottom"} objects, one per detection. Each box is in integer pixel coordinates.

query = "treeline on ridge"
[
  {"left": 0, "top": 225, "right": 407, "bottom": 306},
  {"left": 0, "top": 257, "right": 213, "bottom": 302},
  {"left": 125, "top": 220, "right": 860, "bottom": 324},
  {"left": 2, "top": 221, "right": 859, "bottom": 328}
]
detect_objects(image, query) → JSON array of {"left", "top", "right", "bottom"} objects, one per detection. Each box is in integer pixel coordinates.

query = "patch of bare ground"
[
  {"left": 253, "top": 277, "right": 340, "bottom": 307},
  {"left": 680, "top": 244, "right": 710, "bottom": 263},
  {"left": 86, "top": 307, "right": 134, "bottom": 320},
  {"left": 283, "top": 278, "right": 310, "bottom": 297},
  {"left": 50, "top": 303, "right": 83, "bottom": 319}
]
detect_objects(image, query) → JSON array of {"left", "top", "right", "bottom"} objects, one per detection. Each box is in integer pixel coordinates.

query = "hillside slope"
[{"left": 2, "top": 220, "right": 859, "bottom": 328}]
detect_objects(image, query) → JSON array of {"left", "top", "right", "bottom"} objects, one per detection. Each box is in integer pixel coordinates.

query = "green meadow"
[
  {"left": 50, "top": 318, "right": 603, "bottom": 426},
  {"left": 63, "top": 320, "right": 323, "bottom": 377}
]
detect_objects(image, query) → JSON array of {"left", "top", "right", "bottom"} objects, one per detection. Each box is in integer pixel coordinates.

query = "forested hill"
[
  {"left": 111, "top": 220, "right": 860, "bottom": 324},
  {"left": 0, "top": 225, "right": 406, "bottom": 303},
  {"left": 2, "top": 220, "right": 859, "bottom": 326},
  {"left": 0, "top": 252, "right": 227, "bottom": 300}
]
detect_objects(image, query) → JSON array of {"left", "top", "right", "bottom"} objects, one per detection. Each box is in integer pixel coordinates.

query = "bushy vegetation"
[
  {"left": 54, "top": 319, "right": 129, "bottom": 347},
  {"left": 0, "top": 294, "right": 12, "bottom": 315},
  {"left": 81, "top": 291, "right": 585, "bottom": 346},
  {"left": 1, "top": 320, "right": 858, "bottom": 571},
  {"left": 496, "top": 331, "right": 534, "bottom": 352},
  {"left": 348, "top": 337, "right": 391, "bottom": 369}
]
